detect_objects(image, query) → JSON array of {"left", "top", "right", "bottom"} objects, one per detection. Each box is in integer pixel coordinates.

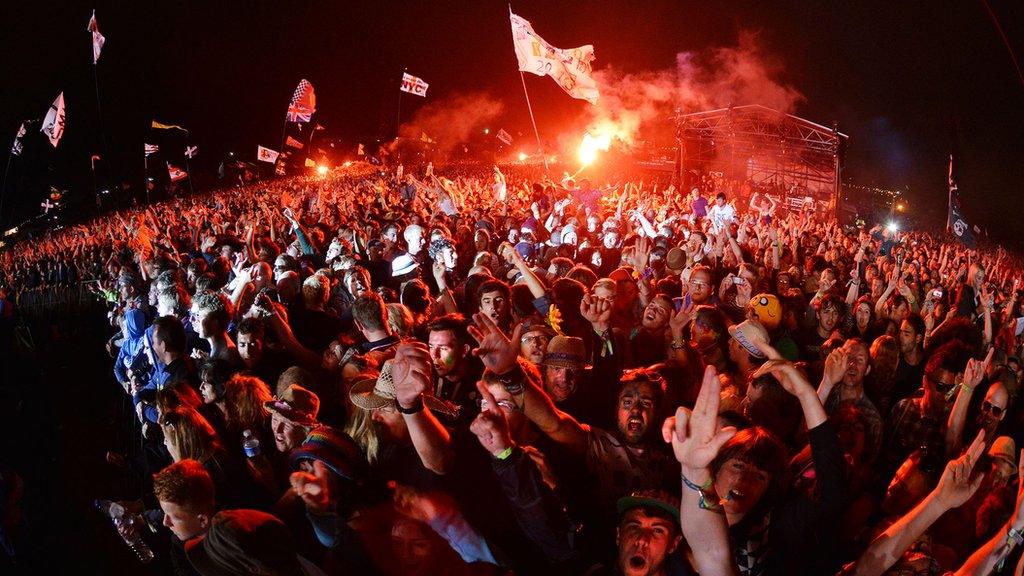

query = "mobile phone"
[
  {"left": 733, "top": 277, "right": 744, "bottom": 285},
  {"left": 673, "top": 297, "right": 685, "bottom": 312},
  {"left": 931, "top": 289, "right": 942, "bottom": 299}
]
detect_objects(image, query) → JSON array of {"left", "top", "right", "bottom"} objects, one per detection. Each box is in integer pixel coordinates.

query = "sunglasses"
[{"left": 982, "top": 400, "right": 1005, "bottom": 418}]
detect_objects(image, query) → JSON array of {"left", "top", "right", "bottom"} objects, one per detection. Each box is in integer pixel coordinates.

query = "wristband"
[
  {"left": 681, "top": 471, "right": 723, "bottom": 513},
  {"left": 396, "top": 396, "right": 424, "bottom": 415},
  {"left": 494, "top": 446, "right": 514, "bottom": 460}
]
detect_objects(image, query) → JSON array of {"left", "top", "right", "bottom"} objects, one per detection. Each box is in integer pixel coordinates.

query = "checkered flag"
[{"left": 286, "top": 79, "right": 316, "bottom": 123}]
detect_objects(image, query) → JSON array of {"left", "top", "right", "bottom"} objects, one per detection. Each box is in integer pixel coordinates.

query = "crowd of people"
[{"left": 3, "top": 159, "right": 1024, "bottom": 575}]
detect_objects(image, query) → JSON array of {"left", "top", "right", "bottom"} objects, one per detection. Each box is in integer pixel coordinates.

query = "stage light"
[
  {"left": 483, "top": 128, "right": 490, "bottom": 135},
  {"left": 886, "top": 222, "right": 899, "bottom": 232},
  {"left": 518, "top": 152, "right": 528, "bottom": 162},
  {"left": 229, "top": 152, "right": 234, "bottom": 156},
  {"left": 895, "top": 202, "right": 905, "bottom": 212},
  {"left": 343, "top": 161, "right": 352, "bottom": 167},
  {"left": 317, "top": 165, "right": 328, "bottom": 175}
]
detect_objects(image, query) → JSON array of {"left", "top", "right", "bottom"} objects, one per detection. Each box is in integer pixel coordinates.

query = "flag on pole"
[
  {"left": 275, "top": 161, "right": 286, "bottom": 176},
  {"left": 167, "top": 162, "right": 188, "bottom": 182},
  {"left": 184, "top": 145, "right": 198, "bottom": 159},
  {"left": 152, "top": 120, "right": 188, "bottom": 132},
  {"left": 420, "top": 132, "right": 434, "bottom": 144},
  {"left": 496, "top": 128, "right": 513, "bottom": 145},
  {"left": 286, "top": 79, "right": 316, "bottom": 122},
  {"left": 41, "top": 92, "right": 66, "bottom": 147},
  {"left": 257, "top": 146, "right": 280, "bottom": 163},
  {"left": 510, "top": 12, "right": 599, "bottom": 104},
  {"left": 87, "top": 10, "right": 105, "bottom": 64},
  {"left": 946, "top": 150, "right": 975, "bottom": 248},
  {"left": 304, "top": 158, "right": 316, "bottom": 168},
  {"left": 285, "top": 136, "right": 305, "bottom": 149},
  {"left": 400, "top": 73, "right": 429, "bottom": 97},
  {"left": 144, "top": 143, "right": 159, "bottom": 156},
  {"left": 11, "top": 123, "right": 26, "bottom": 156},
  {"left": 357, "top": 143, "right": 365, "bottom": 156}
]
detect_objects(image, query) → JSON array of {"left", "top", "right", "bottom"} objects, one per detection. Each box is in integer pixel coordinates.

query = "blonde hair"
[
  {"left": 592, "top": 278, "right": 616, "bottom": 296},
  {"left": 302, "top": 274, "right": 330, "bottom": 309},
  {"left": 161, "top": 408, "right": 220, "bottom": 464},
  {"left": 224, "top": 374, "right": 272, "bottom": 438},
  {"left": 386, "top": 303, "right": 416, "bottom": 338},
  {"left": 344, "top": 393, "right": 380, "bottom": 466}
]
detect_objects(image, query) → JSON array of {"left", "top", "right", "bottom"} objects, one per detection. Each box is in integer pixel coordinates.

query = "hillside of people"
[{"left": 1, "top": 162, "right": 1024, "bottom": 575}]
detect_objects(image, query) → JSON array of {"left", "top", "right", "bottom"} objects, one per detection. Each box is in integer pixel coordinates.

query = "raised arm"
[
  {"left": 467, "top": 313, "right": 590, "bottom": 454},
  {"left": 851, "top": 432, "right": 986, "bottom": 576},
  {"left": 391, "top": 343, "right": 454, "bottom": 475},
  {"left": 946, "top": 349, "right": 992, "bottom": 458},
  {"left": 663, "top": 365, "right": 738, "bottom": 576}
]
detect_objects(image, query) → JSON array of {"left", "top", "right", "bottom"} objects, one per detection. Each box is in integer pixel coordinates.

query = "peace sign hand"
[{"left": 662, "top": 365, "right": 737, "bottom": 477}]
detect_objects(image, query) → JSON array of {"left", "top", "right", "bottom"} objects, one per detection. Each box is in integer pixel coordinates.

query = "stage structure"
[{"left": 672, "top": 105, "right": 847, "bottom": 214}]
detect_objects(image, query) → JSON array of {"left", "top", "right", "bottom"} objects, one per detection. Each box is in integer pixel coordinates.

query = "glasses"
[
  {"left": 689, "top": 280, "right": 710, "bottom": 289},
  {"left": 522, "top": 335, "right": 550, "bottom": 346},
  {"left": 982, "top": 400, "right": 1005, "bottom": 418}
]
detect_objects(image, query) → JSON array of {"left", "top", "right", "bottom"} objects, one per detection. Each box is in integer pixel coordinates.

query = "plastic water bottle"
[
  {"left": 95, "top": 499, "right": 154, "bottom": 563},
  {"left": 243, "top": 429, "right": 261, "bottom": 458}
]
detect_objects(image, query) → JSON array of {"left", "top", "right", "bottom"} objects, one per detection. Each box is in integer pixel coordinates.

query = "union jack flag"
[
  {"left": 144, "top": 143, "right": 159, "bottom": 156},
  {"left": 286, "top": 79, "right": 316, "bottom": 123}
]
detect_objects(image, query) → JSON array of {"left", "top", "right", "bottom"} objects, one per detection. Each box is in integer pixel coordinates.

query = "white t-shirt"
[{"left": 706, "top": 202, "right": 736, "bottom": 233}]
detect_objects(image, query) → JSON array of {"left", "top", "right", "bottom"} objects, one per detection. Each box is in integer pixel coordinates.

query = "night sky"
[{"left": 1, "top": 1, "right": 1021, "bottom": 244}]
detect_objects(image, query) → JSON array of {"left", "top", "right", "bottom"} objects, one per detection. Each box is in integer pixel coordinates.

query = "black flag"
[{"left": 946, "top": 150, "right": 975, "bottom": 248}]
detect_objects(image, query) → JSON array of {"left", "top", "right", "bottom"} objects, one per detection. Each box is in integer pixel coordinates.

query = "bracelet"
[
  {"left": 494, "top": 446, "right": 515, "bottom": 460},
  {"left": 396, "top": 396, "right": 424, "bottom": 415},
  {"left": 681, "top": 471, "right": 723, "bottom": 513},
  {"left": 1008, "top": 527, "right": 1024, "bottom": 547},
  {"left": 671, "top": 340, "right": 686, "bottom": 350}
]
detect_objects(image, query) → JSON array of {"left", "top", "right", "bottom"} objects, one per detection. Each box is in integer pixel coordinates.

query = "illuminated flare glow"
[
  {"left": 317, "top": 165, "right": 328, "bottom": 175},
  {"left": 518, "top": 152, "right": 528, "bottom": 162},
  {"left": 578, "top": 132, "right": 612, "bottom": 166}
]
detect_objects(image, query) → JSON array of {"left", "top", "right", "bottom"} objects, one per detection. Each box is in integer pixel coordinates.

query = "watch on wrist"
[{"left": 396, "top": 396, "right": 424, "bottom": 415}]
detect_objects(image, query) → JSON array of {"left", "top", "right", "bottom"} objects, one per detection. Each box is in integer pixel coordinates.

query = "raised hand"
[
  {"left": 669, "top": 299, "right": 695, "bottom": 336},
  {"left": 390, "top": 343, "right": 433, "bottom": 409},
  {"left": 822, "top": 347, "right": 850, "bottom": 386},
  {"left": 662, "top": 365, "right": 737, "bottom": 476},
  {"left": 290, "top": 460, "right": 333, "bottom": 514},
  {"left": 469, "top": 380, "right": 514, "bottom": 456},
  {"left": 963, "top": 348, "right": 995, "bottom": 389},
  {"left": 580, "top": 294, "right": 612, "bottom": 330},
  {"left": 467, "top": 312, "right": 522, "bottom": 375},
  {"left": 935, "top": 430, "right": 986, "bottom": 509}
]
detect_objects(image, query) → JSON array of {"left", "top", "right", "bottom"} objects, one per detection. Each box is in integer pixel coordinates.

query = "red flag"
[
  {"left": 286, "top": 79, "right": 316, "bottom": 122},
  {"left": 285, "top": 136, "right": 305, "bottom": 149}
]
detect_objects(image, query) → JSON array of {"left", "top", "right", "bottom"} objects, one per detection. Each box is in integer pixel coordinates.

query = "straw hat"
[
  {"left": 541, "top": 335, "right": 588, "bottom": 370},
  {"left": 349, "top": 360, "right": 455, "bottom": 416}
]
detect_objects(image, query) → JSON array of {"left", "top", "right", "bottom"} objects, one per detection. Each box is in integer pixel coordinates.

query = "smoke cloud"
[
  {"left": 579, "top": 31, "right": 804, "bottom": 146},
  {"left": 395, "top": 92, "right": 504, "bottom": 157}
]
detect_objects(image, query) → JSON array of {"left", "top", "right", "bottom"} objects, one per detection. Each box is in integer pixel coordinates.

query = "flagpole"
[
  {"left": 0, "top": 153, "right": 12, "bottom": 228},
  {"left": 393, "top": 67, "right": 405, "bottom": 143},
  {"left": 509, "top": 5, "right": 547, "bottom": 172},
  {"left": 184, "top": 139, "right": 196, "bottom": 197}
]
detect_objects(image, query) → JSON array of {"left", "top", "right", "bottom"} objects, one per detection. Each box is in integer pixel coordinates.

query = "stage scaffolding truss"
[{"left": 675, "top": 105, "right": 847, "bottom": 205}]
